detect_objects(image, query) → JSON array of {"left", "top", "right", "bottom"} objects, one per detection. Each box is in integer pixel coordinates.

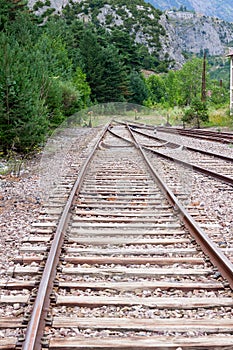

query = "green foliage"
[
  {"left": 144, "top": 55, "right": 229, "bottom": 126},
  {"left": 0, "top": 0, "right": 230, "bottom": 154},
  {"left": 145, "top": 57, "right": 213, "bottom": 108},
  {"left": 78, "top": 28, "right": 105, "bottom": 102},
  {"left": 128, "top": 72, "right": 149, "bottom": 105},
  {"left": 0, "top": 0, "right": 28, "bottom": 31},
  {"left": 177, "top": 57, "right": 204, "bottom": 105},
  {"left": 6, "top": 11, "right": 40, "bottom": 46},
  {"left": 208, "top": 56, "right": 230, "bottom": 87},
  {"left": 79, "top": 28, "right": 129, "bottom": 103},
  {"left": 163, "top": 70, "right": 181, "bottom": 107},
  {"left": 99, "top": 45, "right": 129, "bottom": 102},
  {"left": 59, "top": 80, "right": 81, "bottom": 117},
  {"left": 41, "top": 8, "right": 56, "bottom": 18},
  {"left": 146, "top": 75, "right": 166, "bottom": 105},
  {"left": 72, "top": 67, "right": 91, "bottom": 109},
  {"left": 0, "top": 4, "right": 92, "bottom": 154},
  {"left": 108, "top": 29, "right": 141, "bottom": 73},
  {"left": 182, "top": 98, "right": 209, "bottom": 128},
  {"left": 0, "top": 31, "right": 48, "bottom": 153},
  {"left": 35, "top": 33, "right": 73, "bottom": 80},
  {"left": 33, "top": 1, "right": 44, "bottom": 11},
  {"left": 62, "top": 0, "right": 169, "bottom": 72},
  {"left": 207, "top": 81, "right": 228, "bottom": 107}
]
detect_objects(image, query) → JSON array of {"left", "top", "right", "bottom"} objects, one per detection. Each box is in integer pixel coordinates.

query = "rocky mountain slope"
[
  {"left": 147, "top": 0, "right": 233, "bottom": 23},
  {"left": 27, "top": 0, "right": 233, "bottom": 68},
  {"left": 28, "top": 0, "right": 68, "bottom": 14},
  {"left": 164, "top": 11, "right": 233, "bottom": 57}
]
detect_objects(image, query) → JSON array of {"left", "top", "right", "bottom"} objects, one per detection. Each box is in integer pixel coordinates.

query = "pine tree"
[
  {"left": 110, "top": 29, "right": 141, "bottom": 73},
  {"left": 98, "top": 45, "right": 128, "bottom": 103},
  {"left": 0, "top": 32, "right": 48, "bottom": 153},
  {"left": 128, "top": 71, "right": 149, "bottom": 105},
  {"left": 79, "top": 28, "right": 105, "bottom": 102},
  {"left": 0, "top": 0, "right": 28, "bottom": 30}
]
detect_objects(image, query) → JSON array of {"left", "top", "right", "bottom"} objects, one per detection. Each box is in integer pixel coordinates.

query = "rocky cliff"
[
  {"left": 163, "top": 11, "right": 233, "bottom": 57},
  {"left": 27, "top": 0, "right": 233, "bottom": 68},
  {"left": 147, "top": 0, "right": 233, "bottom": 23}
]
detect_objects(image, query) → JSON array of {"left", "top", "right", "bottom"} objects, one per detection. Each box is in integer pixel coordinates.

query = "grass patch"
[{"left": 207, "top": 107, "right": 233, "bottom": 129}]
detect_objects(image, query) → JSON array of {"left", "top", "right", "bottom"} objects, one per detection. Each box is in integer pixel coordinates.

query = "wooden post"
[
  {"left": 230, "top": 54, "right": 233, "bottom": 115},
  {"left": 227, "top": 52, "right": 233, "bottom": 115},
  {"left": 201, "top": 51, "right": 206, "bottom": 102}
]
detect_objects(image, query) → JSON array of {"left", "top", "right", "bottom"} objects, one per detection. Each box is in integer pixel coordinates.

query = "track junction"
[{"left": 1, "top": 121, "right": 233, "bottom": 349}]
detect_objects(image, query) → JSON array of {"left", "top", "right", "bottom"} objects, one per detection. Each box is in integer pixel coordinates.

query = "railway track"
[
  {"left": 156, "top": 126, "right": 233, "bottom": 144},
  {"left": 125, "top": 124, "right": 233, "bottom": 185},
  {"left": 1, "top": 122, "right": 233, "bottom": 349},
  {"left": 118, "top": 122, "right": 233, "bottom": 260}
]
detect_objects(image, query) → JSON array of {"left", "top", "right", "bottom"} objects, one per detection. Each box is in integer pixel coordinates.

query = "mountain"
[
  {"left": 27, "top": 0, "right": 68, "bottom": 14},
  {"left": 163, "top": 10, "right": 233, "bottom": 57},
  {"left": 146, "top": 0, "right": 233, "bottom": 23},
  {"left": 27, "top": 0, "right": 233, "bottom": 68},
  {"left": 28, "top": 0, "right": 172, "bottom": 62}
]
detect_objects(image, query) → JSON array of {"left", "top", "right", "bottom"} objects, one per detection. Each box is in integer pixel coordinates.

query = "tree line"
[
  {"left": 0, "top": 0, "right": 229, "bottom": 154},
  {"left": 145, "top": 57, "right": 229, "bottom": 126}
]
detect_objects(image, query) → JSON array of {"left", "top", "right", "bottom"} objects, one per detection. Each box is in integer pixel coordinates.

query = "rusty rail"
[
  {"left": 126, "top": 123, "right": 233, "bottom": 289},
  {"left": 22, "top": 122, "right": 110, "bottom": 350},
  {"left": 22, "top": 121, "right": 233, "bottom": 350},
  {"left": 111, "top": 123, "right": 233, "bottom": 187},
  {"left": 130, "top": 126, "right": 233, "bottom": 163},
  {"left": 156, "top": 126, "right": 233, "bottom": 144}
]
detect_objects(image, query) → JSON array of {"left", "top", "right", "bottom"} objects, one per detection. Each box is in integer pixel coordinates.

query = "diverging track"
[
  {"left": 121, "top": 122, "right": 233, "bottom": 186},
  {"left": 1, "top": 122, "right": 233, "bottom": 349}
]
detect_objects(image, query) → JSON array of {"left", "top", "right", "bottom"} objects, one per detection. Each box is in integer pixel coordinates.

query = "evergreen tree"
[
  {"left": 79, "top": 28, "right": 105, "bottom": 102},
  {"left": 98, "top": 45, "right": 128, "bottom": 102},
  {"left": 0, "top": 0, "right": 28, "bottom": 31},
  {"left": 0, "top": 32, "right": 48, "bottom": 153},
  {"left": 128, "top": 71, "right": 149, "bottom": 105},
  {"left": 137, "top": 45, "right": 159, "bottom": 71},
  {"left": 110, "top": 29, "right": 141, "bottom": 73},
  {"left": 34, "top": 31, "right": 83, "bottom": 124},
  {"left": 42, "top": 16, "right": 82, "bottom": 67},
  {"left": 79, "top": 29, "right": 130, "bottom": 103},
  {"left": 6, "top": 11, "right": 40, "bottom": 46},
  {"left": 35, "top": 32, "right": 73, "bottom": 80}
]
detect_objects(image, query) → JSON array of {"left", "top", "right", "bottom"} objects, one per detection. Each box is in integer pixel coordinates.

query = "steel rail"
[
  {"left": 117, "top": 121, "right": 233, "bottom": 162},
  {"left": 117, "top": 120, "right": 233, "bottom": 140},
  {"left": 129, "top": 126, "right": 233, "bottom": 163},
  {"left": 157, "top": 126, "right": 233, "bottom": 138},
  {"left": 21, "top": 121, "right": 233, "bottom": 350},
  {"left": 113, "top": 119, "right": 155, "bottom": 130},
  {"left": 125, "top": 123, "right": 233, "bottom": 289},
  {"left": 143, "top": 145, "right": 233, "bottom": 186},
  {"left": 22, "top": 122, "right": 111, "bottom": 350},
  {"left": 109, "top": 126, "right": 233, "bottom": 187},
  {"left": 166, "top": 127, "right": 233, "bottom": 138},
  {"left": 156, "top": 126, "right": 233, "bottom": 144}
]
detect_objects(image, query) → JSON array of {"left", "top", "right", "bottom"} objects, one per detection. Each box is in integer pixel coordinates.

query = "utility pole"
[
  {"left": 201, "top": 51, "right": 206, "bottom": 102},
  {"left": 227, "top": 51, "right": 233, "bottom": 115}
]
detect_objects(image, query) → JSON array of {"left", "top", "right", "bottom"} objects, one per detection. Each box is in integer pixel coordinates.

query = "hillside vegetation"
[
  {"left": 0, "top": 0, "right": 232, "bottom": 156},
  {"left": 28, "top": 0, "right": 233, "bottom": 68}
]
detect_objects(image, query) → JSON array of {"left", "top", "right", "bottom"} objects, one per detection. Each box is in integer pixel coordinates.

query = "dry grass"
[{"left": 80, "top": 104, "right": 233, "bottom": 130}]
